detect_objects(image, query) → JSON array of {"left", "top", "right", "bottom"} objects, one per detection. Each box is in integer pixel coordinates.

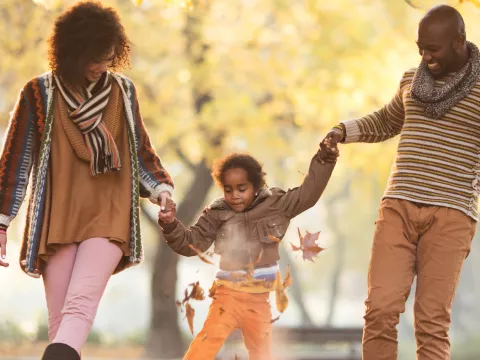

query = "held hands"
[
  {"left": 0, "top": 231, "right": 8, "bottom": 268},
  {"left": 317, "top": 126, "right": 344, "bottom": 164},
  {"left": 158, "top": 198, "right": 177, "bottom": 224}
]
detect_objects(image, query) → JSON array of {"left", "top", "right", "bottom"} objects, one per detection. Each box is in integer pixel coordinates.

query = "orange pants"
[
  {"left": 184, "top": 286, "right": 273, "bottom": 360},
  {"left": 363, "top": 199, "right": 475, "bottom": 360}
]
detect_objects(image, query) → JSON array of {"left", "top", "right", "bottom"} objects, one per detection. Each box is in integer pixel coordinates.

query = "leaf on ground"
[
  {"left": 283, "top": 265, "right": 292, "bottom": 289},
  {"left": 185, "top": 303, "right": 195, "bottom": 335},
  {"left": 290, "top": 228, "right": 325, "bottom": 262},
  {"left": 188, "top": 244, "right": 215, "bottom": 265}
]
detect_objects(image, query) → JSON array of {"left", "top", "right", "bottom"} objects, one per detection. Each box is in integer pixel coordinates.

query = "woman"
[{"left": 0, "top": 2, "right": 173, "bottom": 359}]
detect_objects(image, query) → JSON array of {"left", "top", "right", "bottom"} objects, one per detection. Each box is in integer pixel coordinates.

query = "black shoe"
[{"left": 41, "top": 343, "right": 80, "bottom": 360}]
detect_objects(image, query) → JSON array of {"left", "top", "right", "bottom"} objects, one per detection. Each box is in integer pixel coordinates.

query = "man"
[{"left": 319, "top": 5, "right": 479, "bottom": 360}]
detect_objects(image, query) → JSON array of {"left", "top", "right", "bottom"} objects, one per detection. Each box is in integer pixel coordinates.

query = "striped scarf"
[{"left": 54, "top": 72, "right": 121, "bottom": 176}]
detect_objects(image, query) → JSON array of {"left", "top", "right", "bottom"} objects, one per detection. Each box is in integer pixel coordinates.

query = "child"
[{"left": 158, "top": 148, "right": 336, "bottom": 360}]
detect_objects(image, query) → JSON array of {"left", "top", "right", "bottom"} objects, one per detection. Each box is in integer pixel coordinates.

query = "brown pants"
[
  {"left": 363, "top": 198, "right": 475, "bottom": 360},
  {"left": 184, "top": 286, "right": 273, "bottom": 360}
]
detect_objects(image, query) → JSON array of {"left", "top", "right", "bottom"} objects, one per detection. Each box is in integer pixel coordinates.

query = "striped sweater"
[
  {"left": 0, "top": 72, "right": 174, "bottom": 277},
  {"left": 342, "top": 68, "right": 480, "bottom": 220}
]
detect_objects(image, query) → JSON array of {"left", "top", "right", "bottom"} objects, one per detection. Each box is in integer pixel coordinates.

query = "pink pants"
[{"left": 42, "top": 237, "right": 123, "bottom": 355}]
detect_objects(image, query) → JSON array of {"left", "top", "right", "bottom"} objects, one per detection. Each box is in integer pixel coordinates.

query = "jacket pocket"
[{"left": 259, "top": 215, "right": 289, "bottom": 243}]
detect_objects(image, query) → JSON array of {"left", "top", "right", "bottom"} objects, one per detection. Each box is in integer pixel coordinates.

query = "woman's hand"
[{"left": 0, "top": 232, "right": 9, "bottom": 267}]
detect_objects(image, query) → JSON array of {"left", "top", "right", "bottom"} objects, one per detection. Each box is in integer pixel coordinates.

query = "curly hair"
[
  {"left": 212, "top": 153, "right": 267, "bottom": 190},
  {"left": 47, "top": 1, "right": 131, "bottom": 87}
]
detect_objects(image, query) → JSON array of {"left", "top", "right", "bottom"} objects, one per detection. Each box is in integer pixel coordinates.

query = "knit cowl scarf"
[{"left": 410, "top": 41, "right": 480, "bottom": 119}]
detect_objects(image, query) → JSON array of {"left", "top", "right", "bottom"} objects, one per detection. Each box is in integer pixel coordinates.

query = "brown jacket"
[{"left": 161, "top": 155, "right": 335, "bottom": 271}]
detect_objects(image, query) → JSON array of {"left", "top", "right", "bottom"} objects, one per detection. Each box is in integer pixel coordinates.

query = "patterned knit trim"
[
  {"left": 25, "top": 73, "right": 55, "bottom": 275},
  {"left": 112, "top": 74, "right": 143, "bottom": 265},
  {"left": 148, "top": 183, "right": 174, "bottom": 204}
]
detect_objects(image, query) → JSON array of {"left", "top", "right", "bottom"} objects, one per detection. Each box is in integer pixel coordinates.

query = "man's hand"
[
  {"left": 158, "top": 191, "right": 171, "bottom": 211},
  {"left": 158, "top": 198, "right": 177, "bottom": 224},
  {"left": 318, "top": 126, "right": 344, "bottom": 164},
  {"left": 0, "top": 232, "right": 9, "bottom": 268}
]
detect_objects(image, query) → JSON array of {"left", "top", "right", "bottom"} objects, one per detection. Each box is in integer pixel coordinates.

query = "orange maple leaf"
[{"left": 290, "top": 228, "right": 325, "bottom": 262}]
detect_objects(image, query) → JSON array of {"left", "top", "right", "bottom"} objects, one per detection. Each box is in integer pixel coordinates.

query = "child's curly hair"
[
  {"left": 212, "top": 153, "right": 267, "bottom": 190},
  {"left": 47, "top": 1, "right": 131, "bottom": 87}
]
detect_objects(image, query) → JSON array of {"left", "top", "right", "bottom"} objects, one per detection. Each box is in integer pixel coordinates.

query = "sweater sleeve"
[
  {"left": 131, "top": 83, "right": 174, "bottom": 204},
  {"left": 160, "top": 207, "right": 221, "bottom": 257},
  {"left": 0, "top": 84, "right": 35, "bottom": 229},
  {"left": 340, "top": 71, "right": 411, "bottom": 143},
  {"left": 275, "top": 154, "right": 336, "bottom": 219}
]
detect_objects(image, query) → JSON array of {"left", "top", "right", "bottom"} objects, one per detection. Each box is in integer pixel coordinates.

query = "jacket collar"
[{"left": 209, "top": 187, "right": 272, "bottom": 211}]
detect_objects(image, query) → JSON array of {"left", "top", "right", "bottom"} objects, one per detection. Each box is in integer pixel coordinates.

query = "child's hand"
[{"left": 158, "top": 198, "right": 177, "bottom": 224}]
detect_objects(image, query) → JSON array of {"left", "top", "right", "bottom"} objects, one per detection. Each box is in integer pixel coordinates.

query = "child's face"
[{"left": 222, "top": 167, "right": 256, "bottom": 212}]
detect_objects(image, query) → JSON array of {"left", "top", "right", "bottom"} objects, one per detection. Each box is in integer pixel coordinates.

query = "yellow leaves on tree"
[
  {"left": 291, "top": 228, "right": 325, "bottom": 262},
  {"left": 188, "top": 244, "right": 215, "bottom": 265}
]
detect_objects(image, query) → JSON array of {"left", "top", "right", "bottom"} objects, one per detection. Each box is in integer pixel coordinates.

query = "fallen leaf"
[
  {"left": 201, "top": 333, "right": 208, "bottom": 341},
  {"left": 185, "top": 303, "right": 195, "bottom": 334},
  {"left": 270, "top": 315, "right": 280, "bottom": 323},
  {"left": 290, "top": 228, "right": 325, "bottom": 262},
  {"left": 283, "top": 265, "right": 292, "bottom": 289},
  {"left": 219, "top": 305, "right": 225, "bottom": 315},
  {"left": 188, "top": 244, "right": 215, "bottom": 265}
]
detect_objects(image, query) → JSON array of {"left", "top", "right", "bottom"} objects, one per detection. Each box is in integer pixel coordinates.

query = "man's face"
[
  {"left": 416, "top": 22, "right": 462, "bottom": 77},
  {"left": 85, "top": 48, "right": 115, "bottom": 83}
]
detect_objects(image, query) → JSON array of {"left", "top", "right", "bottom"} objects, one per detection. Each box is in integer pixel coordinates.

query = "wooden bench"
[{"left": 218, "top": 326, "right": 363, "bottom": 360}]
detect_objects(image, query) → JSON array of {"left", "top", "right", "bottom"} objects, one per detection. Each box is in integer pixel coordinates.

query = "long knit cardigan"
[{"left": 0, "top": 72, "right": 174, "bottom": 278}]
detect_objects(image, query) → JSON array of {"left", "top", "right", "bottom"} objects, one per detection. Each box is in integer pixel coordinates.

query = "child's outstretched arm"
[
  {"left": 158, "top": 202, "right": 221, "bottom": 257},
  {"left": 276, "top": 147, "right": 337, "bottom": 219}
]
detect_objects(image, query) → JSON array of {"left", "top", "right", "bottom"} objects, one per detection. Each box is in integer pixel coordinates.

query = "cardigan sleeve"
[
  {"left": 131, "top": 84, "right": 174, "bottom": 204},
  {"left": 0, "top": 84, "right": 35, "bottom": 229}
]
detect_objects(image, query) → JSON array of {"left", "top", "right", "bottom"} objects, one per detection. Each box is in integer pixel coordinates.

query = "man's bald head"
[
  {"left": 416, "top": 5, "right": 469, "bottom": 77},
  {"left": 419, "top": 5, "right": 465, "bottom": 42}
]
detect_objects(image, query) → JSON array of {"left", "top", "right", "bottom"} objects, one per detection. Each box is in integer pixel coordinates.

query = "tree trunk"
[
  {"left": 324, "top": 178, "right": 351, "bottom": 326},
  {"left": 279, "top": 246, "right": 313, "bottom": 325},
  {"left": 146, "top": 2, "right": 214, "bottom": 357},
  {"left": 145, "top": 161, "right": 214, "bottom": 358}
]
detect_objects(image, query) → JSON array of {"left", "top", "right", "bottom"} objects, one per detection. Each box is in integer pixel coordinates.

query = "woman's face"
[{"left": 84, "top": 48, "right": 115, "bottom": 83}]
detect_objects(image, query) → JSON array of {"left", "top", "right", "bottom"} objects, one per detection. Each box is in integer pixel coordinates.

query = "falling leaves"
[
  {"left": 188, "top": 244, "right": 215, "bottom": 265},
  {"left": 270, "top": 315, "right": 280, "bottom": 324},
  {"left": 208, "top": 281, "right": 217, "bottom": 298},
  {"left": 291, "top": 228, "right": 325, "bottom": 262},
  {"left": 274, "top": 271, "right": 289, "bottom": 313},
  {"left": 283, "top": 265, "right": 292, "bottom": 289},
  {"left": 266, "top": 234, "right": 281, "bottom": 243},
  {"left": 176, "top": 282, "right": 206, "bottom": 335},
  {"left": 185, "top": 303, "right": 195, "bottom": 334}
]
